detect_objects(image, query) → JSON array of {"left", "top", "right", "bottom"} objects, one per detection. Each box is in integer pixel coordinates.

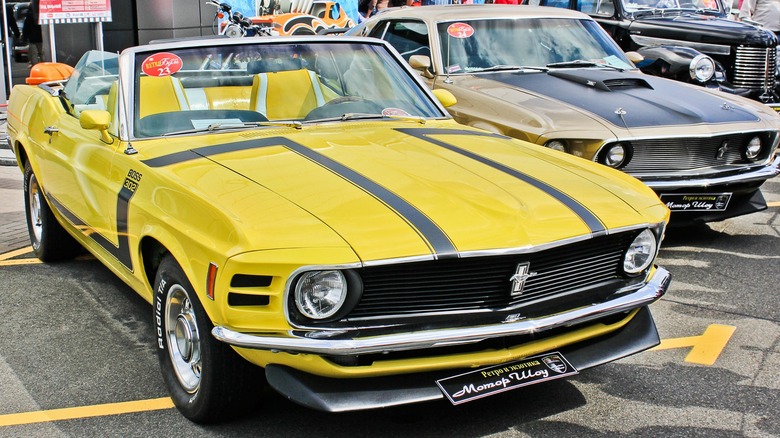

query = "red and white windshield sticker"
[
  {"left": 382, "top": 107, "right": 411, "bottom": 117},
  {"left": 447, "top": 22, "right": 474, "bottom": 39},
  {"left": 141, "top": 52, "right": 183, "bottom": 77}
]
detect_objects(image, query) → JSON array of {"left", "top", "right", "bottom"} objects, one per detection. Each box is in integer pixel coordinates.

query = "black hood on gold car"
[{"left": 486, "top": 69, "right": 759, "bottom": 128}]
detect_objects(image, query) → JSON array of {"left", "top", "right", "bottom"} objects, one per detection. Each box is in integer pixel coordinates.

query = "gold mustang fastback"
[
  {"left": 350, "top": 5, "right": 780, "bottom": 223},
  {"left": 7, "top": 36, "right": 671, "bottom": 422}
]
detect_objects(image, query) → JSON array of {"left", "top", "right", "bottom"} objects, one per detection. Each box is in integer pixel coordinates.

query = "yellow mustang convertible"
[{"left": 7, "top": 36, "right": 671, "bottom": 422}]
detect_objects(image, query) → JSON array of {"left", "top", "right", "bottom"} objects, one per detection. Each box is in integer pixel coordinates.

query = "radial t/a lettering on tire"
[
  {"left": 153, "top": 254, "right": 263, "bottom": 423},
  {"left": 23, "top": 161, "right": 81, "bottom": 261}
]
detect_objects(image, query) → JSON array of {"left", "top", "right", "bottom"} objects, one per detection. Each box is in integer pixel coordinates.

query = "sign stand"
[
  {"left": 39, "top": 0, "right": 112, "bottom": 63},
  {"left": 48, "top": 23, "right": 56, "bottom": 62}
]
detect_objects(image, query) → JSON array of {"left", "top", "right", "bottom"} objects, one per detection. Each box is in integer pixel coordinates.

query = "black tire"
[
  {"left": 23, "top": 161, "right": 81, "bottom": 261},
  {"left": 153, "top": 255, "right": 263, "bottom": 423}
]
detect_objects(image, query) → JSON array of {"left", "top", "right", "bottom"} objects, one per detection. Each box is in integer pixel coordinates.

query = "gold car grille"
[
  {"left": 349, "top": 230, "right": 641, "bottom": 320},
  {"left": 621, "top": 132, "right": 775, "bottom": 173}
]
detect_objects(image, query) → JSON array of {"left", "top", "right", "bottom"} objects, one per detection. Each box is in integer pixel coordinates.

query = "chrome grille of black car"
[
  {"left": 619, "top": 132, "right": 774, "bottom": 173},
  {"left": 348, "top": 231, "right": 639, "bottom": 319},
  {"left": 733, "top": 46, "right": 776, "bottom": 91}
]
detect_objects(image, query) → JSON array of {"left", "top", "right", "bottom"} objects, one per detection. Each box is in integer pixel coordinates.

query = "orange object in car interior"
[{"left": 26, "top": 62, "right": 75, "bottom": 85}]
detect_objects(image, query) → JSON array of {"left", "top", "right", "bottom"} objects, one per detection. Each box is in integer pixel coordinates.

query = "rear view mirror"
[
  {"left": 80, "top": 110, "right": 114, "bottom": 144},
  {"left": 432, "top": 89, "right": 457, "bottom": 108},
  {"left": 409, "top": 55, "right": 434, "bottom": 79}
]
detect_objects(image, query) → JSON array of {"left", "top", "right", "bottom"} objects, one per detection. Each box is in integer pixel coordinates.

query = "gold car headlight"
[
  {"left": 545, "top": 140, "right": 567, "bottom": 153},
  {"left": 744, "top": 136, "right": 763, "bottom": 161},
  {"left": 623, "top": 229, "right": 657, "bottom": 275},
  {"left": 599, "top": 143, "right": 632, "bottom": 168}
]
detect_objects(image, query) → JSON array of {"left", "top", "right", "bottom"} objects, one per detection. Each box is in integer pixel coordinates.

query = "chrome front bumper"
[
  {"left": 640, "top": 156, "right": 780, "bottom": 190},
  {"left": 212, "top": 266, "right": 671, "bottom": 356}
]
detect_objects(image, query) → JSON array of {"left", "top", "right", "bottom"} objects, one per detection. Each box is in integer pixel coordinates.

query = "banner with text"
[{"left": 39, "top": 0, "right": 112, "bottom": 24}]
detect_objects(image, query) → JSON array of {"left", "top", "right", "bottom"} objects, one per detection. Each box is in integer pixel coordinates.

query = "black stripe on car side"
[
  {"left": 396, "top": 128, "right": 607, "bottom": 236},
  {"left": 142, "top": 137, "right": 459, "bottom": 259},
  {"left": 46, "top": 188, "right": 135, "bottom": 271}
]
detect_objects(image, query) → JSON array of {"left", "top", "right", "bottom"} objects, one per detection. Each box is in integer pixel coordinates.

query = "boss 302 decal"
[{"left": 48, "top": 169, "right": 142, "bottom": 271}]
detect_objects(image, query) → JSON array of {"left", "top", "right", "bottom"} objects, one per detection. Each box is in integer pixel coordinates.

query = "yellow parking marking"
[
  {"left": 0, "top": 246, "right": 33, "bottom": 261},
  {"left": 768, "top": 201, "right": 780, "bottom": 208},
  {"left": 650, "top": 324, "right": 736, "bottom": 366},
  {"left": 0, "top": 259, "right": 43, "bottom": 267},
  {"left": 0, "top": 246, "right": 41, "bottom": 267},
  {"left": 0, "top": 397, "right": 174, "bottom": 427}
]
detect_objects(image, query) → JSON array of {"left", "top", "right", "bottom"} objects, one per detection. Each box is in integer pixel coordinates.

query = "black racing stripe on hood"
[
  {"left": 486, "top": 70, "right": 759, "bottom": 128},
  {"left": 396, "top": 128, "right": 607, "bottom": 236},
  {"left": 141, "top": 137, "right": 458, "bottom": 259}
]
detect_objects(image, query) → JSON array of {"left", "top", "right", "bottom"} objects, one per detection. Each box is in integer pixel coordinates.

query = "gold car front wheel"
[{"left": 153, "top": 255, "right": 264, "bottom": 423}]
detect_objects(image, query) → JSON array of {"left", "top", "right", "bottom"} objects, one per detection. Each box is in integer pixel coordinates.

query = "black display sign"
[{"left": 436, "top": 352, "right": 578, "bottom": 405}]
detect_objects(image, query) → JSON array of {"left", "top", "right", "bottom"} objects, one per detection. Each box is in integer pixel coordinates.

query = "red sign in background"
[{"left": 39, "top": 0, "right": 112, "bottom": 21}]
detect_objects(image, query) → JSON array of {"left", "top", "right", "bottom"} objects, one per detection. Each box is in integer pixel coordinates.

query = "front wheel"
[
  {"left": 23, "top": 161, "right": 81, "bottom": 261},
  {"left": 154, "top": 255, "right": 263, "bottom": 423}
]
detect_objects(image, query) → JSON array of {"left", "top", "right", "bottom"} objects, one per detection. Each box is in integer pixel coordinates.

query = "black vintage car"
[{"left": 526, "top": 0, "right": 780, "bottom": 104}]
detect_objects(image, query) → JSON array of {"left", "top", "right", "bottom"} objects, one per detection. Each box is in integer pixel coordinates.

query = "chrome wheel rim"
[
  {"left": 27, "top": 174, "right": 43, "bottom": 247},
  {"left": 165, "top": 284, "right": 202, "bottom": 393}
]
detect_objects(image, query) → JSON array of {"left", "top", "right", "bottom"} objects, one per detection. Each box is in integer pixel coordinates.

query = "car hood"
[
  {"left": 628, "top": 13, "right": 777, "bottom": 46},
  {"left": 142, "top": 122, "right": 664, "bottom": 262},
  {"left": 454, "top": 69, "right": 759, "bottom": 129}
]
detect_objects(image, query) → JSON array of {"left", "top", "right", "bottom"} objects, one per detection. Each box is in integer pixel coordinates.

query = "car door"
[{"left": 42, "top": 86, "right": 125, "bottom": 266}]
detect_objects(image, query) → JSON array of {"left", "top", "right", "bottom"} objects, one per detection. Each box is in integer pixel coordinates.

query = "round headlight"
[
  {"left": 602, "top": 144, "right": 628, "bottom": 168},
  {"left": 294, "top": 270, "right": 347, "bottom": 320},
  {"left": 546, "top": 140, "right": 567, "bottom": 153},
  {"left": 623, "top": 229, "right": 657, "bottom": 275},
  {"left": 690, "top": 54, "right": 716, "bottom": 83},
  {"left": 745, "top": 136, "right": 762, "bottom": 160}
]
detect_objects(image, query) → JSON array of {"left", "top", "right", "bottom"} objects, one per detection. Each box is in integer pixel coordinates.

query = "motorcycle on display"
[
  {"left": 207, "top": 0, "right": 356, "bottom": 37},
  {"left": 207, "top": 0, "right": 277, "bottom": 37}
]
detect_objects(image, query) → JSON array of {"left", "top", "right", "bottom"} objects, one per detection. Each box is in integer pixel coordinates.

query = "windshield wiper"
[
  {"left": 469, "top": 65, "right": 549, "bottom": 73},
  {"left": 161, "top": 120, "right": 302, "bottom": 136},
  {"left": 303, "top": 113, "right": 427, "bottom": 124},
  {"left": 546, "top": 60, "right": 626, "bottom": 72}
]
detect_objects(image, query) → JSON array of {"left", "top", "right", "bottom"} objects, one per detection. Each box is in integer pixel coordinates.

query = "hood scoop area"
[{"left": 547, "top": 70, "right": 654, "bottom": 92}]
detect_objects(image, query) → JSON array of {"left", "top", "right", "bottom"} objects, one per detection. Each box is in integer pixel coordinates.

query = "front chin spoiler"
[{"left": 264, "top": 305, "right": 661, "bottom": 412}]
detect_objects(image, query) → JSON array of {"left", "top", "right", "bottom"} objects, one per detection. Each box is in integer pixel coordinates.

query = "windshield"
[
  {"left": 435, "top": 18, "right": 634, "bottom": 74},
  {"left": 61, "top": 50, "right": 120, "bottom": 114},
  {"left": 131, "top": 41, "right": 443, "bottom": 138},
  {"left": 621, "top": 0, "right": 724, "bottom": 14}
]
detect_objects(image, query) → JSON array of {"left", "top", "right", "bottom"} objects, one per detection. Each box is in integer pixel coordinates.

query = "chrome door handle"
[{"left": 44, "top": 126, "right": 59, "bottom": 136}]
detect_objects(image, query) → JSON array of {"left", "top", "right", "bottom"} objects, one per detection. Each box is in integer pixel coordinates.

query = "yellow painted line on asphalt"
[
  {"left": 650, "top": 324, "right": 736, "bottom": 366},
  {"left": 0, "top": 246, "right": 41, "bottom": 266},
  {"left": 0, "top": 258, "right": 43, "bottom": 267},
  {"left": 768, "top": 201, "right": 780, "bottom": 208},
  {"left": 0, "top": 246, "right": 32, "bottom": 261},
  {"left": 0, "top": 397, "right": 175, "bottom": 427}
]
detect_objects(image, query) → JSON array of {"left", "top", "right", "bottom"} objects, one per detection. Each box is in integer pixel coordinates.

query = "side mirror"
[
  {"left": 409, "top": 54, "right": 435, "bottom": 79},
  {"left": 80, "top": 110, "right": 114, "bottom": 144},
  {"left": 432, "top": 89, "right": 457, "bottom": 108},
  {"left": 625, "top": 51, "right": 644, "bottom": 65}
]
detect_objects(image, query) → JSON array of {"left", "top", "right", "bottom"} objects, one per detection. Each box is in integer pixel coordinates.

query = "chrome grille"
[
  {"left": 349, "top": 231, "right": 639, "bottom": 319},
  {"left": 620, "top": 132, "right": 775, "bottom": 173},
  {"left": 733, "top": 46, "right": 776, "bottom": 91}
]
